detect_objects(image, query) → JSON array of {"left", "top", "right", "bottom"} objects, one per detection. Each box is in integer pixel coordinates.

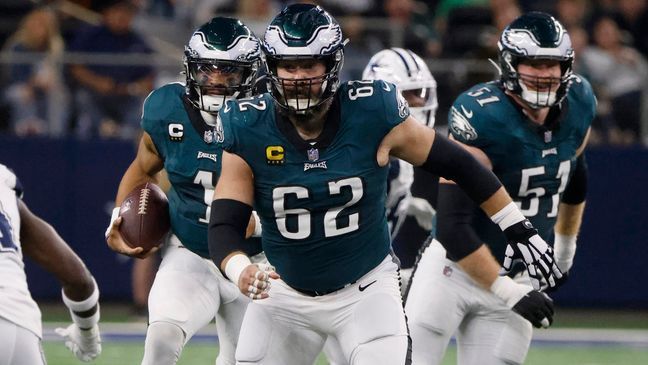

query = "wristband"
[
  {"left": 105, "top": 207, "right": 120, "bottom": 239},
  {"left": 224, "top": 254, "right": 252, "bottom": 286},
  {"left": 490, "top": 276, "right": 529, "bottom": 308},
  {"left": 553, "top": 233, "right": 577, "bottom": 272},
  {"left": 62, "top": 277, "right": 100, "bottom": 330},
  {"left": 491, "top": 202, "right": 526, "bottom": 231}
]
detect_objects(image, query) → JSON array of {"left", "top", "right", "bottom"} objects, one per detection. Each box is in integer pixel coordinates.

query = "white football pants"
[{"left": 0, "top": 316, "right": 46, "bottom": 365}]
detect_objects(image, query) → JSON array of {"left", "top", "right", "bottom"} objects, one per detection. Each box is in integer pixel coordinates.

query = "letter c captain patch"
[{"left": 266, "top": 146, "right": 285, "bottom": 165}]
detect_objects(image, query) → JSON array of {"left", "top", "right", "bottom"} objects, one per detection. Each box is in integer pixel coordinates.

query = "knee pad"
[
  {"left": 493, "top": 313, "right": 532, "bottom": 365},
  {"left": 141, "top": 322, "right": 186, "bottom": 365},
  {"left": 350, "top": 335, "right": 409, "bottom": 365}
]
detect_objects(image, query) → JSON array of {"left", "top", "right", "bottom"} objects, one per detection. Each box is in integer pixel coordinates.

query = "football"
[{"left": 118, "top": 182, "right": 170, "bottom": 251}]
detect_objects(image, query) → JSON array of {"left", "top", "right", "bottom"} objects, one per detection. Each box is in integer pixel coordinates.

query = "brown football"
[{"left": 119, "top": 182, "right": 170, "bottom": 251}]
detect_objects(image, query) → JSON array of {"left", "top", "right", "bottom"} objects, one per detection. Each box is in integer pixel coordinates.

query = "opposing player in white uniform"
[
  {"left": 0, "top": 163, "right": 101, "bottom": 364},
  {"left": 405, "top": 12, "right": 594, "bottom": 364},
  {"left": 104, "top": 17, "right": 262, "bottom": 365}
]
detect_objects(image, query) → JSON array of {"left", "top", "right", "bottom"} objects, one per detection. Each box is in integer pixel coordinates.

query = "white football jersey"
[{"left": 0, "top": 164, "right": 42, "bottom": 338}]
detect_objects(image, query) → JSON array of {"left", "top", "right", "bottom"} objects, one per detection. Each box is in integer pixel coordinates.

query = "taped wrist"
[
  {"left": 225, "top": 254, "right": 252, "bottom": 285},
  {"left": 553, "top": 233, "right": 577, "bottom": 271},
  {"left": 420, "top": 133, "right": 502, "bottom": 205},
  {"left": 105, "top": 207, "right": 120, "bottom": 239},
  {"left": 490, "top": 276, "right": 530, "bottom": 308},
  {"left": 436, "top": 183, "right": 483, "bottom": 261},
  {"left": 209, "top": 199, "right": 261, "bottom": 274},
  {"left": 561, "top": 154, "right": 587, "bottom": 204},
  {"left": 62, "top": 277, "right": 100, "bottom": 330}
]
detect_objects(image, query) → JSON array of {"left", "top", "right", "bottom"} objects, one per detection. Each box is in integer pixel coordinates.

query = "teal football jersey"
[
  {"left": 219, "top": 80, "right": 409, "bottom": 292},
  {"left": 447, "top": 76, "right": 596, "bottom": 263},
  {"left": 141, "top": 83, "right": 222, "bottom": 258}
]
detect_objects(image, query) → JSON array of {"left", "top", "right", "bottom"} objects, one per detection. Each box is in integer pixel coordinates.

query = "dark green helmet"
[
  {"left": 184, "top": 17, "right": 261, "bottom": 113},
  {"left": 262, "top": 4, "right": 345, "bottom": 113},
  {"left": 498, "top": 12, "right": 574, "bottom": 109}
]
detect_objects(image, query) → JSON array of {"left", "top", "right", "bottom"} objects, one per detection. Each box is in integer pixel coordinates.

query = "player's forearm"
[
  {"left": 115, "top": 136, "right": 164, "bottom": 205},
  {"left": 457, "top": 244, "right": 501, "bottom": 289},
  {"left": 555, "top": 202, "right": 585, "bottom": 236}
]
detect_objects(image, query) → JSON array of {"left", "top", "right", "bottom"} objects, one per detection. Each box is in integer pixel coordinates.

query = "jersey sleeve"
[
  {"left": 571, "top": 75, "right": 597, "bottom": 130},
  {"left": 216, "top": 99, "right": 241, "bottom": 155},
  {"left": 140, "top": 85, "right": 178, "bottom": 159},
  {"left": 447, "top": 87, "right": 499, "bottom": 149},
  {"left": 0, "top": 165, "right": 23, "bottom": 198},
  {"left": 377, "top": 80, "right": 410, "bottom": 128}
]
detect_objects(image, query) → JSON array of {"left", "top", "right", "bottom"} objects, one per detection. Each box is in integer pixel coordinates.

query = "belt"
[{"left": 290, "top": 281, "right": 356, "bottom": 297}]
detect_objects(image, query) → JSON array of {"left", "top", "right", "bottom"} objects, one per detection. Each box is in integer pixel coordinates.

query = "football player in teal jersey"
[
  {"left": 104, "top": 17, "right": 262, "bottom": 365},
  {"left": 208, "top": 5, "right": 562, "bottom": 364},
  {"left": 405, "top": 12, "right": 595, "bottom": 365}
]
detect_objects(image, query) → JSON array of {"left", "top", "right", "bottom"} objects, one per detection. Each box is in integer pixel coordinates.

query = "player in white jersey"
[{"left": 0, "top": 163, "right": 101, "bottom": 364}]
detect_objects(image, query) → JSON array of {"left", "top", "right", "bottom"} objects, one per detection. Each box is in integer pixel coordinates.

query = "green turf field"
[
  {"left": 41, "top": 303, "right": 648, "bottom": 364},
  {"left": 43, "top": 341, "right": 648, "bottom": 365}
]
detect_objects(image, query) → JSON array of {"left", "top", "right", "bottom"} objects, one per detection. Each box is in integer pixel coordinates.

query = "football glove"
[
  {"left": 406, "top": 197, "right": 435, "bottom": 231},
  {"left": 55, "top": 324, "right": 102, "bottom": 362},
  {"left": 491, "top": 276, "right": 554, "bottom": 328},
  {"left": 502, "top": 219, "right": 563, "bottom": 291}
]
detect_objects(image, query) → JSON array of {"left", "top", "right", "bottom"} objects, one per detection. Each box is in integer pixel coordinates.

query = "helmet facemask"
[
  {"left": 185, "top": 58, "right": 259, "bottom": 113},
  {"left": 265, "top": 52, "right": 343, "bottom": 114},
  {"left": 497, "top": 12, "right": 575, "bottom": 109}
]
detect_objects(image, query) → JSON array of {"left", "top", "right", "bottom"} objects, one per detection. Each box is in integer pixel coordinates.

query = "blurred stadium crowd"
[{"left": 0, "top": 0, "right": 647, "bottom": 145}]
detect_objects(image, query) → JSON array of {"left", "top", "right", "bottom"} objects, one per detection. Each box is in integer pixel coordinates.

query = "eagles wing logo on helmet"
[
  {"left": 184, "top": 17, "right": 261, "bottom": 114},
  {"left": 450, "top": 106, "right": 478, "bottom": 141}
]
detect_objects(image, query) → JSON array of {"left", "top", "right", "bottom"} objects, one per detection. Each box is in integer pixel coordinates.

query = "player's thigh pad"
[
  {"left": 0, "top": 317, "right": 45, "bottom": 365},
  {"left": 148, "top": 238, "right": 221, "bottom": 338},
  {"left": 336, "top": 256, "right": 408, "bottom": 363},
  {"left": 235, "top": 300, "right": 325, "bottom": 365},
  {"left": 141, "top": 321, "right": 185, "bottom": 365},
  {"left": 406, "top": 240, "right": 463, "bottom": 336}
]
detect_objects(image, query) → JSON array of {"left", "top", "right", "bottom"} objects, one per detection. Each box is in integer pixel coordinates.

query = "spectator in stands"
[
  {"left": 68, "top": 0, "right": 154, "bottom": 139},
  {"left": 615, "top": 0, "right": 648, "bottom": 57},
  {"left": 2, "top": 7, "right": 68, "bottom": 136},
  {"left": 556, "top": 0, "right": 589, "bottom": 29},
  {"left": 581, "top": 15, "right": 648, "bottom": 145},
  {"left": 384, "top": 0, "right": 440, "bottom": 57}
]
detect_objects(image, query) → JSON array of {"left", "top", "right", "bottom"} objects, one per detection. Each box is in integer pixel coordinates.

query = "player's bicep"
[
  {"left": 214, "top": 151, "right": 254, "bottom": 205},
  {"left": 379, "top": 116, "right": 435, "bottom": 166}
]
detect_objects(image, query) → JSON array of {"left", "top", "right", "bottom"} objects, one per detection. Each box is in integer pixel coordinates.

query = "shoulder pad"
[
  {"left": 142, "top": 83, "right": 185, "bottom": 121},
  {"left": 448, "top": 83, "right": 505, "bottom": 144},
  {"left": 0, "top": 164, "right": 23, "bottom": 197}
]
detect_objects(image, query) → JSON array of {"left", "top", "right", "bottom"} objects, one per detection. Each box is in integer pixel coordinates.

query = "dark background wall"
[{"left": 1, "top": 137, "right": 646, "bottom": 307}]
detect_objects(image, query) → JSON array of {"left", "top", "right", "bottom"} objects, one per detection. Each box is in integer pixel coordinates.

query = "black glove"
[
  {"left": 502, "top": 220, "right": 564, "bottom": 291},
  {"left": 512, "top": 290, "right": 555, "bottom": 328}
]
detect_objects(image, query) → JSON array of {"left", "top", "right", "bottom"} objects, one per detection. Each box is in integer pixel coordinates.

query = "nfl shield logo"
[
  {"left": 204, "top": 130, "right": 214, "bottom": 144},
  {"left": 443, "top": 265, "right": 453, "bottom": 277},
  {"left": 544, "top": 131, "right": 552, "bottom": 143},
  {"left": 307, "top": 148, "right": 319, "bottom": 162}
]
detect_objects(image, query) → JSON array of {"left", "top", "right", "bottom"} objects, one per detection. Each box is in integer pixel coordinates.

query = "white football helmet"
[{"left": 362, "top": 48, "right": 438, "bottom": 127}]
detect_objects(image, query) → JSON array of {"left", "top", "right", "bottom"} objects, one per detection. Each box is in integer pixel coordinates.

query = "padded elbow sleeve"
[
  {"left": 436, "top": 183, "right": 484, "bottom": 261},
  {"left": 208, "top": 199, "right": 262, "bottom": 272},
  {"left": 561, "top": 154, "right": 587, "bottom": 204},
  {"left": 420, "top": 133, "right": 502, "bottom": 205}
]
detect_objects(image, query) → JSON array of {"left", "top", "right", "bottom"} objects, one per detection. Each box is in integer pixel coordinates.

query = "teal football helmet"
[
  {"left": 498, "top": 12, "right": 574, "bottom": 109},
  {"left": 262, "top": 4, "right": 346, "bottom": 113},
  {"left": 184, "top": 17, "right": 261, "bottom": 113}
]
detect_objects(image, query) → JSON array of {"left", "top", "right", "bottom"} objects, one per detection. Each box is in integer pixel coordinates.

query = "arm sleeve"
[
  {"left": 436, "top": 183, "right": 484, "bottom": 261},
  {"left": 561, "top": 154, "right": 588, "bottom": 204}
]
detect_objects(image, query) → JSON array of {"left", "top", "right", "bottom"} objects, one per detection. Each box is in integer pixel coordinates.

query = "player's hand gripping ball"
[{"left": 118, "top": 183, "right": 170, "bottom": 251}]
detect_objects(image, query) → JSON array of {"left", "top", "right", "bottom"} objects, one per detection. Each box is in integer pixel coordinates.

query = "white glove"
[
  {"left": 406, "top": 197, "right": 435, "bottom": 231},
  {"left": 55, "top": 323, "right": 102, "bottom": 362}
]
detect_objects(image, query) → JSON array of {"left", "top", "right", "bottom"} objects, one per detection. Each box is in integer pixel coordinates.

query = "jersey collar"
[{"left": 182, "top": 95, "right": 217, "bottom": 143}]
